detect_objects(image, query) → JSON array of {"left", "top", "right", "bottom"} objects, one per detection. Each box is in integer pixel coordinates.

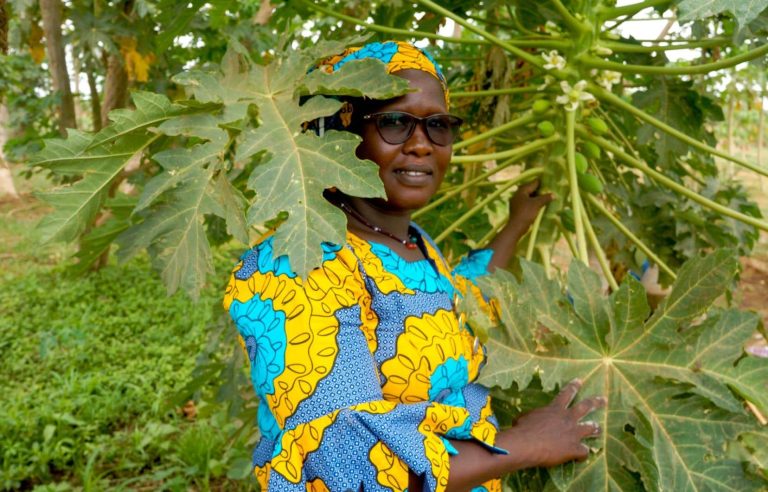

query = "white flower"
[
  {"left": 544, "top": 21, "right": 561, "bottom": 34},
  {"left": 542, "top": 50, "right": 566, "bottom": 71},
  {"left": 556, "top": 80, "right": 595, "bottom": 112},
  {"left": 537, "top": 74, "right": 556, "bottom": 90},
  {"left": 596, "top": 70, "right": 622, "bottom": 91}
]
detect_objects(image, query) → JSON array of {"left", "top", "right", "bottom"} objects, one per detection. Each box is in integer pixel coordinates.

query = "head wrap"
[
  {"left": 306, "top": 41, "right": 449, "bottom": 136},
  {"left": 317, "top": 41, "right": 449, "bottom": 107}
]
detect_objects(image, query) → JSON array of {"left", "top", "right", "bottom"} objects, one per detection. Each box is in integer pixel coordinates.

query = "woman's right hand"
[
  {"left": 445, "top": 379, "right": 605, "bottom": 491},
  {"left": 501, "top": 378, "right": 605, "bottom": 468}
]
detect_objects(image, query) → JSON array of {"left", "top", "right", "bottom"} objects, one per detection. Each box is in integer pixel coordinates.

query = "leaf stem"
[
  {"left": 567, "top": 110, "right": 589, "bottom": 264},
  {"left": 580, "top": 204, "right": 619, "bottom": 291},
  {"left": 525, "top": 208, "right": 546, "bottom": 261},
  {"left": 593, "top": 84, "right": 768, "bottom": 179},
  {"left": 451, "top": 134, "right": 558, "bottom": 164},
  {"left": 556, "top": 220, "right": 578, "bottom": 257},
  {"left": 453, "top": 111, "right": 549, "bottom": 151},
  {"left": 296, "top": 0, "right": 487, "bottom": 45},
  {"left": 549, "top": 0, "right": 591, "bottom": 34},
  {"left": 415, "top": 166, "right": 544, "bottom": 219},
  {"left": 599, "top": 0, "right": 672, "bottom": 19},
  {"left": 601, "top": 38, "right": 725, "bottom": 53},
  {"left": 579, "top": 129, "right": 768, "bottom": 232},
  {"left": 579, "top": 43, "right": 768, "bottom": 75},
  {"left": 434, "top": 172, "right": 540, "bottom": 244},
  {"left": 451, "top": 87, "right": 542, "bottom": 98},
  {"left": 415, "top": 0, "right": 544, "bottom": 67},
  {"left": 585, "top": 194, "right": 676, "bottom": 279}
]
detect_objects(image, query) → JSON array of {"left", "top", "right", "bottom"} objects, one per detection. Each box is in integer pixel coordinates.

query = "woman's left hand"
[
  {"left": 487, "top": 179, "right": 554, "bottom": 270},
  {"left": 507, "top": 179, "right": 554, "bottom": 233}
]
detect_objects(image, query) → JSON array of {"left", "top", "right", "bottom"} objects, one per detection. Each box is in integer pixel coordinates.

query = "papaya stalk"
[
  {"left": 416, "top": 0, "right": 544, "bottom": 67},
  {"left": 549, "top": 0, "right": 591, "bottom": 34},
  {"left": 525, "top": 207, "right": 546, "bottom": 261},
  {"left": 585, "top": 194, "right": 677, "bottom": 279},
  {"left": 581, "top": 204, "right": 620, "bottom": 292},
  {"left": 453, "top": 111, "right": 554, "bottom": 151},
  {"left": 434, "top": 174, "right": 538, "bottom": 244},
  {"left": 417, "top": 167, "right": 544, "bottom": 219},
  {"left": 592, "top": 84, "right": 768, "bottom": 179},
  {"left": 601, "top": 38, "right": 726, "bottom": 53},
  {"left": 580, "top": 129, "right": 768, "bottom": 232},
  {"left": 598, "top": 0, "right": 674, "bottom": 19},
  {"left": 451, "top": 134, "right": 559, "bottom": 164},
  {"left": 451, "top": 87, "right": 543, "bottom": 98},
  {"left": 567, "top": 110, "right": 589, "bottom": 264},
  {"left": 579, "top": 43, "right": 768, "bottom": 76},
  {"left": 296, "top": 0, "right": 488, "bottom": 45}
]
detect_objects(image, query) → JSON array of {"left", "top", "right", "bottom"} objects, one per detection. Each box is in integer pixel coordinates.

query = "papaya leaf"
[
  {"left": 476, "top": 250, "right": 767, "bottom": 491},
  {"left": 677, "top": 0, "right": 768, "bottom": 27},
  {"left": 31, "top": 92, "right": 190, "bottom": 244},
  {"left": 118, "top": 113, "right": 230, "bottom": 297},
  {"left": 233, "top": 53, "right": 410, "bottom": 277}
]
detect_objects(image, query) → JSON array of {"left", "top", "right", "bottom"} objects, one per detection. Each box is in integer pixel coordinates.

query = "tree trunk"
[
  {"left": 760, "top": 73, "right": 766, "bottom": 192},
  {"left": 0, "top": 2, "right": 18, "bottom": 199},
  {"left": 40, "top": 0, "right": 77, "bottom": 134},
  {"left": 85, "top": 56, "right": 102, "bottom": 131},
  {"left": 1, "top": 0, "right": 8, "bottom": 54},
  {"left": 0, "top": 102, "right": 19, "bottom": 199},
  {"left": 100, "top": 52, "right": 128, "bottom": 128}
]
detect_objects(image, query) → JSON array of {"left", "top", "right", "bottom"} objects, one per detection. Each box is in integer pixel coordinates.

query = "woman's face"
[{"left": 355, "top": 69, "right": 452, "bottom": 212}]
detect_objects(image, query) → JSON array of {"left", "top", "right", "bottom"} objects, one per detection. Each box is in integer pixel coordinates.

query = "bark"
[
  {"left": 1, "top": 0, "right": 8, "bottom": 54},
  {"left": 100, "top": 53, "right": 128, "bottom": 128},
  {"left": 254, "top": 0, "right": 274, "bottom": 25},
  {"left": 40, "top": 0, "right": 77, "bottom": 134},
  {"left": 760, "top": 72, "right": 766, "bottom": 192},
  {"left": 100, "top": 0, "right": 133, "bottom": 128},
  {"left": 85, "top": 56, "right": 102, "bottom": 131},
  {"left": 0, "top": 102, "right": 19, "bottom": 199}
]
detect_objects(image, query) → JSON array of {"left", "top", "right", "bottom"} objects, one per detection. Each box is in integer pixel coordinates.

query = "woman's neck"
[{"left": 346, "top": 196, "right": 413, "bottom": 239}]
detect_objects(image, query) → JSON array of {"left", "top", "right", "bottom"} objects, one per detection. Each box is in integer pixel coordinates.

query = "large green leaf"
[
  {"left": 677, "top": 0, "right": 768, "bottom": 26},
  {"left": 31, "top": 92, "right": 189, "bottom": 243},
  {"left": 475, "top": 250, "right": 767, "bottom": 491},
  {"left": 232, "top": 51, "right": 410, "bottom": 277}
]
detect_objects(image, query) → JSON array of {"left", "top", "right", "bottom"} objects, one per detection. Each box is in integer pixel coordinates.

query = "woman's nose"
[{"left": 402, "top": 122, "right": 433, "bottom": 156}]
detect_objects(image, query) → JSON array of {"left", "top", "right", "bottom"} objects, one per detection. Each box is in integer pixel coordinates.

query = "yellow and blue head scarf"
[
  {"left": 317, "top": 41, "right": 449, "bottom": 107},
  {"left": 306, "top": 41, "right": 449, "bottom": 136}
]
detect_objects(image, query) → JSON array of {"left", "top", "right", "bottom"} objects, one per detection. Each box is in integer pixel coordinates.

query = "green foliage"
[
  {"left": 0, "top": 255, "right": 256, "bottom": 490},
  {"left": 471, "top": 251, "right": 767, "bottom": 490},
  {"left": 677, "top": 0, "right": 768, "bottom": 26},
  {"left": 30, "top": 43, "right": 409, "bottom": 295}
]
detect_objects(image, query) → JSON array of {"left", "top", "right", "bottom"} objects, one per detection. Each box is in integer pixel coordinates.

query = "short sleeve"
[{"left": 223, "top": 238, "right": 503, "bottom": 492}]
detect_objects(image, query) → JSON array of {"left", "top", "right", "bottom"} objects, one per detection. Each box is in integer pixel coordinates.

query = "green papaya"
[
  {"left": 577, "top": 172, "right": 604, "bottom": 194},
  {"left": 574, "top": 152, "right": 589, "bottom": 173},
  {"left": 581, "top": 141, "right": 601, "bottom": 159},
  {"left": 532, "top": 99, "right": 551, "bottom": 114},
  {"left": 538, "top": 120, "right": 556, "bottom": 137},
  {"left": 586, "top": 117, "right": 609, "bottom": 135}
]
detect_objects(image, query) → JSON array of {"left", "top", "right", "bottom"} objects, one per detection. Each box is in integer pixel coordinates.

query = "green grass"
[{"left": 0, "top": 171, "right": 258, "bottom": 490}]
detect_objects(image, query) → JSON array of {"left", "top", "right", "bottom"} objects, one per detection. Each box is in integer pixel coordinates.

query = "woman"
[{"left": 224, "top": 41, "right": 604, "bottom": 492}]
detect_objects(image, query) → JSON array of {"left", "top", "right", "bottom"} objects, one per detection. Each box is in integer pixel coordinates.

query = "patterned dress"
[{"left": 223, "top": 226, "right": 505, "bottom": 491}]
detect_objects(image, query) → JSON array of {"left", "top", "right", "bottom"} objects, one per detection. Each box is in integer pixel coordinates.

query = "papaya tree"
[{"left": 28, "top": 0, "right": 767, "bottom": 489}]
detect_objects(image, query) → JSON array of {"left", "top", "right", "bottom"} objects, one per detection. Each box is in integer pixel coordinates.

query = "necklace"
[{"left": 338, "top": 201, "right": 419, "bottom": 250}]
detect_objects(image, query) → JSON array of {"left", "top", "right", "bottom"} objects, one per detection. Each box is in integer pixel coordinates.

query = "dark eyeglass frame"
[{"left": 361, "top": 111, "right": 463, "bottom": 147}]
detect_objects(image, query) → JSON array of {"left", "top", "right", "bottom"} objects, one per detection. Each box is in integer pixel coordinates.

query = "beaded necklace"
[{"left": 338, "top": 201, "right": 419, "bottom": 250}]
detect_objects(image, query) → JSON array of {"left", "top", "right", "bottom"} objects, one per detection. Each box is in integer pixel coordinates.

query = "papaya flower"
[
  {"left": 556, "top": 80, "right": 595, "bottom": 112},
  {"left": 596, "top": 70, "right": 622, "bottom": 91},
  {"left": 542, "top": 50, "right": 566, "bottom": 70},
  {"left": 537, "top": 74, "right": 556, "bottom": 90}
]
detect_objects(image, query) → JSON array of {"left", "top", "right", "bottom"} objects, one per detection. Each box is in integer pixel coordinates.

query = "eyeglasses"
[{"left": 362, "top": 111, "right": 463, "bottom": 146}]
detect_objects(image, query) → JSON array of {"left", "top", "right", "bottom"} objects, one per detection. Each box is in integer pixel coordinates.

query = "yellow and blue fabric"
[
  {"left": 316, "top": 41, "right": 450, "bottom": 108},
  {"left": 223, "top": 225, "right": 505, "bottom": 491}
]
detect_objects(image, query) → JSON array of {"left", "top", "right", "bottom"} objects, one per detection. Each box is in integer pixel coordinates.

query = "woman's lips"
[{"left": 393, "top": 168, "right": 433, "bottom": 185}]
